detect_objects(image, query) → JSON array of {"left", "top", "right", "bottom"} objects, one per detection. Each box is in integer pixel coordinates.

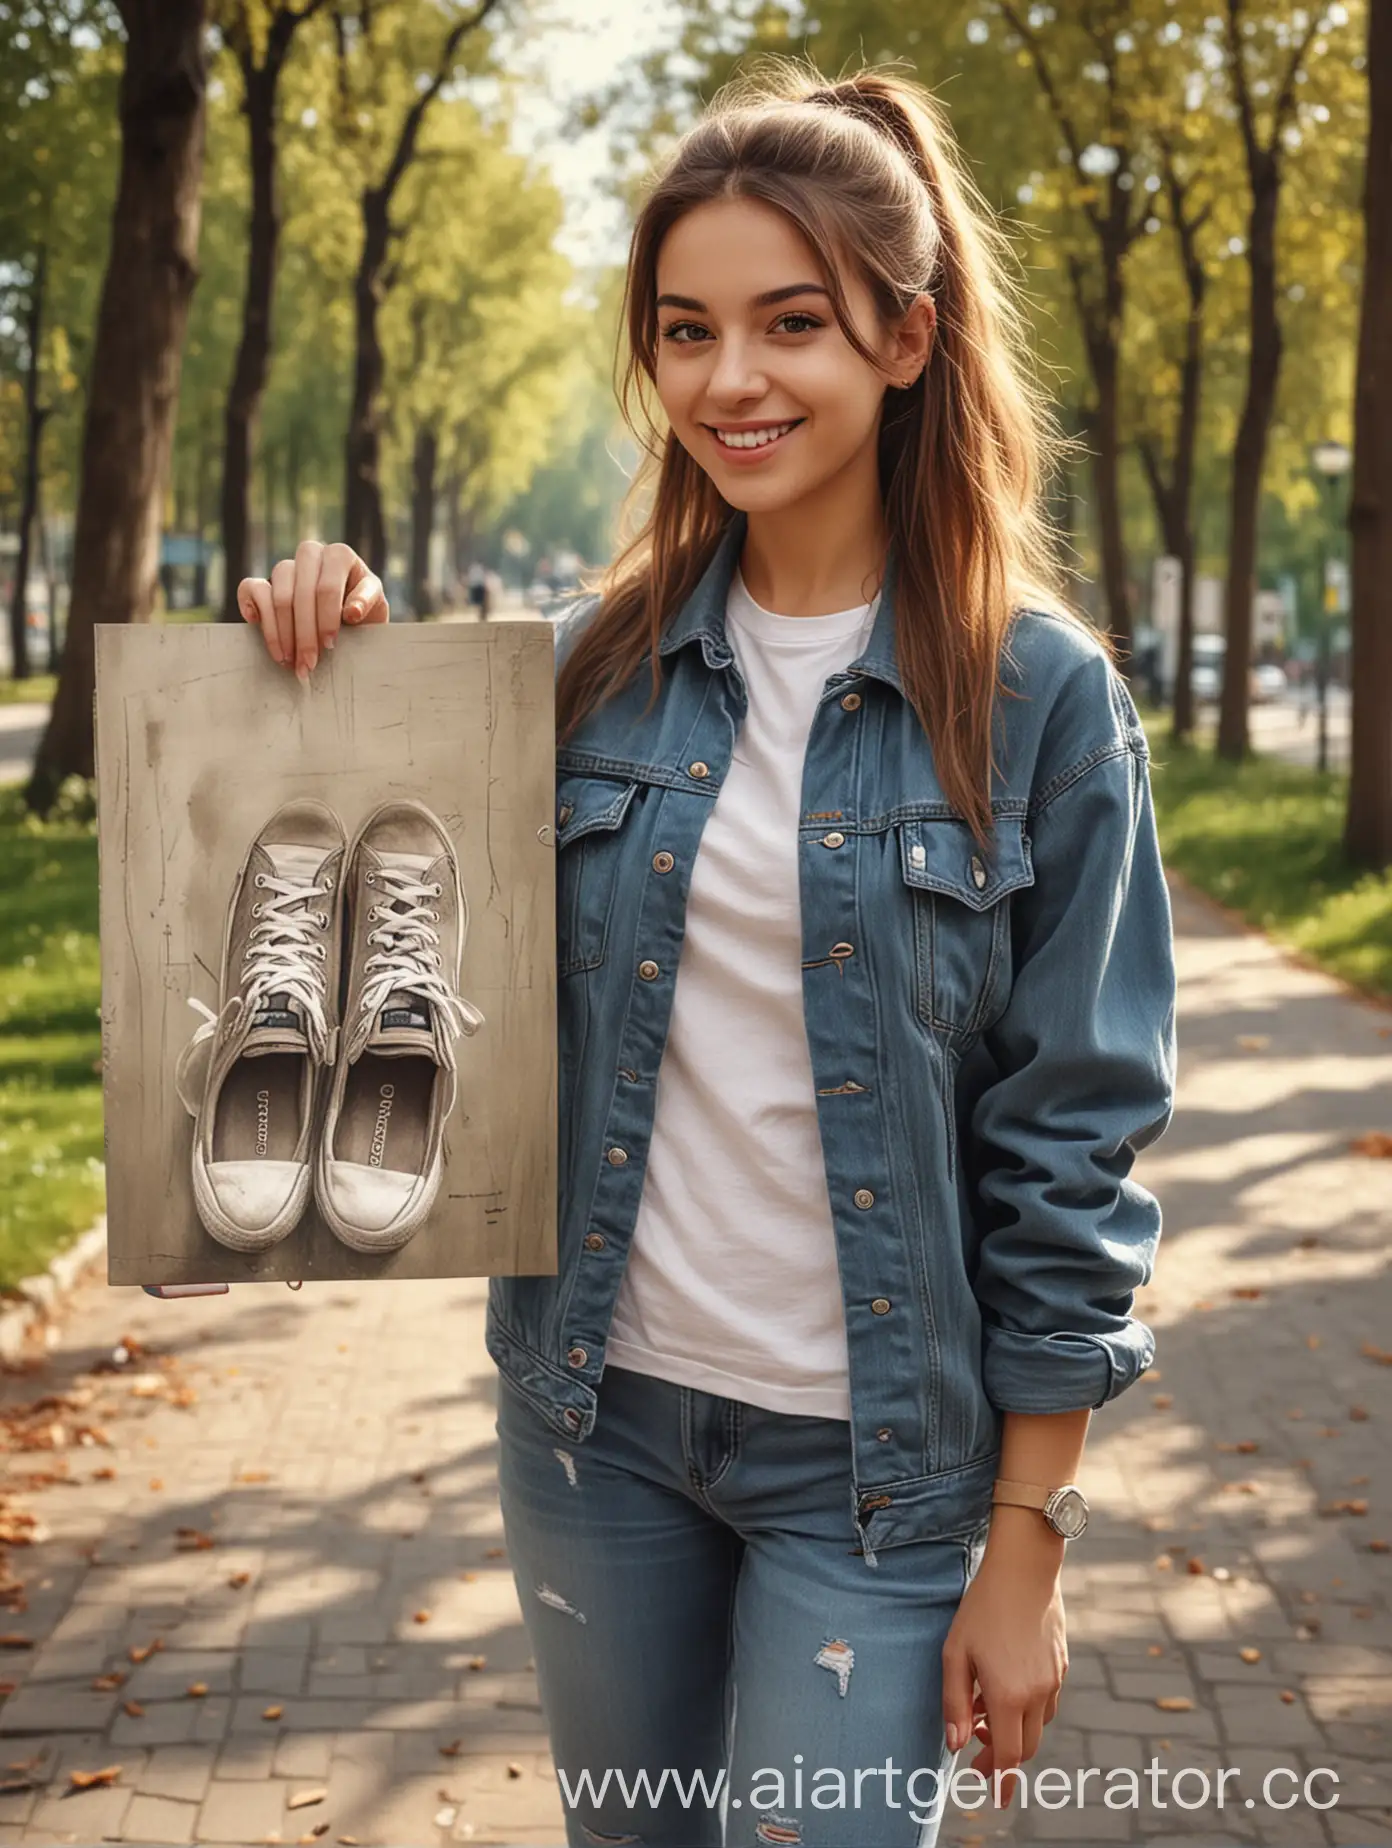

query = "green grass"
[
  {"left": 0, "top": 782, "right": 105, "bottom": 1290},
  {"left": 1142, "top": 713, "right": 1392, "bottom": 1001},
  {"left": 0, "top": 673, "right": 56, "bottom": 706}
]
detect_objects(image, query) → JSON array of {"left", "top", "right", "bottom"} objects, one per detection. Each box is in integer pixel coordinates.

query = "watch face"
[{"left": 1047, "top": 1487, "right": 1088, "bottom": 1538}]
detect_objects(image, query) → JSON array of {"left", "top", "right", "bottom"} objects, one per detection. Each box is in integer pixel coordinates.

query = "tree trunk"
[
  {"left": 410, "top": 422, "right": 438, "bottom": 618},
  {"left": 8, "top": 246, "right": 49, "bottom": 684},
  {"left": 343, "top": 187, "right": 391, "bottom": 572},
  {"left": 219, "top": 54, "right": 279, "bottom": 618},
  {"left": 1087, "top": 317, "right": 1132, "bottom": 656},
  {"left": 27, "top": 1, "right": 206, "bottom": 809},
  {"left": 1345, "top": 0, "right": 1392, "bottom": 869}
]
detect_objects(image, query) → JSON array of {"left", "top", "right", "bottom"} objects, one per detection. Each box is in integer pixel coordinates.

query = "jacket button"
[
  {"left": 688, "top": 761, "right": 710, "bottom": 779},
  {"left": 558, "top": 802, "right": 574, "bottom": 826},
  {"left": 584, "top": 1233, "right": 605, "bottom": 1251},
  {"left": 876, "top": 1427, "right": 893, "bottom": 1442},
  {"left": 871, "top": 1297, "right": 892, "bottom": 1315},
  {"left": 822, "top": 831, "right": 845, "bottom": 848},
  {"left": 564, "top": 1407, "right": 583, "bottom": 1431},
  {"left": 840, "top": 692, "right": 862, "bottom": 711},
  {"left": 652, "top": 851, "right": 675, "bottom": 873},
  {"left": 854, "top": 1188, "right": 875, "bottom": 1209},
  {"left": 860, "top": 1492, "right": 892, "bottom": 1513},
  {"left": 607, "top": 1146, "right": 629, "bottom": 1166},
  {"left": 567, "top": 1345, "right": 588, "bottom": 1368},
  {"left": 970, "top": 854, "right": 987, "bottom": 889},
  {"left": 638, "top": 960, "right": 660, "bottom": 981}
]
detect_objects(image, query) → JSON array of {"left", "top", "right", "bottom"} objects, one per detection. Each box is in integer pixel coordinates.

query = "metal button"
[
  {"left": 564, "top": 1407, "right": 583, "bottom": 1431},
  {"left": 688, "top": 761, "right": 710, "bottom": 779},
  {"left": 909, "top": 842, "right": 927, "bottom": 870},
  {"left": 584, "top": 1233, "right": 606, "bottom": 1252},
  {"left": 854, "top": 1188, "right": 875, "bottom": 1210},
  {"left": 970, "top": 854, "right": 987, "bottom": 889},
  {"left": 871, "top": 1297, "right": 892, "bottom": 1315},
  {"left": 558, "top": 802, "right": 573, "bottom": 826},
  {"left": 638, "top": 960, "right": 660, "bottom": 981},
  {"left": 618, "top": 1067, "right": 638, "bottom": 1082},
  {"left": 860, "top": 1492, "right": 892, "bottom": 1513},
  {"left": 822, "top": 831, "right": 845, "bottom": 849},
  {"left": 566, "top": 1346, "right": 588, "bottom": 1368},
  {"left": 607, "top": 1146, "right": 629, "bottom": 1166},
  {"left": 876, "top": 1427, "right": 893, "bottom": 1442},
  {"left": 840, "top": 691, "right": 862, "bottom": 711},
  {"left": 652, "top": 851, "right": 675, "bottom": 873}
]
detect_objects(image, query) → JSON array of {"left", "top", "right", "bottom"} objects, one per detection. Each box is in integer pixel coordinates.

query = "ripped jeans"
[{"left": 494, "top": 1362, "right": 989, "bottom": 1848}]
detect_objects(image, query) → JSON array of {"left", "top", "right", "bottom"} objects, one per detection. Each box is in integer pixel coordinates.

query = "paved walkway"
[{"left": 0, "top": 877, "right": 1389, "bottom": 1846}]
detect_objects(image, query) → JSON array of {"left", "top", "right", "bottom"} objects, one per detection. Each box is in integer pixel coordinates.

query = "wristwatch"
[{"left": 991, "top": 1478, "right": 1089, "bottom": 1539}]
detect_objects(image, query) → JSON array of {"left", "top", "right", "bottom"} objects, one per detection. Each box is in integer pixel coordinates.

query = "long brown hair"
[{"left": 557, "top": 55, "right": 1099, "bottom": 845}]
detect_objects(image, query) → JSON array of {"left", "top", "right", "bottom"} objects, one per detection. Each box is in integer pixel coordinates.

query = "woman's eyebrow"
[{"left": 655, "top": 283, "right": 831, "bottom": 311}]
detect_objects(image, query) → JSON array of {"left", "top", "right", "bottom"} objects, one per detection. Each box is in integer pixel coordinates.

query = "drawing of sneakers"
[
  {"left": 316, "top": 799, "right": 485, "bottom": 1253},
  {"left": 175, "top": 799, "right": 345, "bottom": 1253}
]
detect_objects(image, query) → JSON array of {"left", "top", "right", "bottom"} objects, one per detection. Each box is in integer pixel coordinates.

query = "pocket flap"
[
  {"left": 897, "top": 815, "right": 1034, "bottom": 911},
  {"left": 555, "top": 775, "right": 637, "bottom": 848}
]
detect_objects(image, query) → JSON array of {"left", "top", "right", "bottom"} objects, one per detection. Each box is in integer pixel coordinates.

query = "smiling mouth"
[{"left": 706, "top": 419, "right": 805, "bottom": 453}]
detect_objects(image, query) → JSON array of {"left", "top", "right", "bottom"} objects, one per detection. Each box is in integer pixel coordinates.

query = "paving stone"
[
  {"left": 136, "top": 1745, "right": 216, "bottom": 1804},
  {"left": 195, "top": 1776, "right": 288, "bottom": 1843},
  {"left": 122, "top": 1793, "right": 199, "bottom": 1843}
]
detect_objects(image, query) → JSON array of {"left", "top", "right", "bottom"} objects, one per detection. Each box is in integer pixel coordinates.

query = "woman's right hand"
[{"left": 237, "top": 540, "right": 389, "bottom": 680}]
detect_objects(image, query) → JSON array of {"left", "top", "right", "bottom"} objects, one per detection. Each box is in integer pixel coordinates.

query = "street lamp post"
[{"left": 1309, "top": 440, "right": 1352, "bottom": 775}]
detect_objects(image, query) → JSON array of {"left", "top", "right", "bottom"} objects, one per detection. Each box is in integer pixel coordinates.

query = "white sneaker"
[
  {"left": 316, "top": 800, "right": 484, "bottom": 1253},
  {"left": 175, "top": 799, "right": 345, "bottom": 1253}
]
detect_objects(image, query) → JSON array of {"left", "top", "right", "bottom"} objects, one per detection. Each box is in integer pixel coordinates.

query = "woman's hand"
[
  {"left": 941, "top": 1513, "right": 1069, "bottom": 1806},
  {"left": 237, "top": 540, "right": 389, "bottom": 679}
]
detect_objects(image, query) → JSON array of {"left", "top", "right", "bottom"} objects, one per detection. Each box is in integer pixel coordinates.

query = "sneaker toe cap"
[
  {"left": 320, "top": 1161, "right": 422, "bottom": 1235},
  {"left": 205, "top": 1160, "right": 306, "bottom": 1233}
]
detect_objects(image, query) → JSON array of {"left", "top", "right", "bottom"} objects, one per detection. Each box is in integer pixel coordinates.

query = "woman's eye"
[
  {"left": 660, "top": 322, "right": 707, "bottom": 344},
  {"left": 775, "top": 312, "right": 821, "bottom": 334},
  {"left": 658, "top": 313, "right": 823, "bottom": 345}
]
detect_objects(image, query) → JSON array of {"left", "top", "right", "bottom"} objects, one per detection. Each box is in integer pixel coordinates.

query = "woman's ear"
[{"left": 895, "top": 292, "right": 936, "bottom": 382}]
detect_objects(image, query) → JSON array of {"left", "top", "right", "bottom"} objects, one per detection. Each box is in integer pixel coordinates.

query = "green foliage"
[{"left": 0, "top": 782, "right": 104, "bottom": 1288}]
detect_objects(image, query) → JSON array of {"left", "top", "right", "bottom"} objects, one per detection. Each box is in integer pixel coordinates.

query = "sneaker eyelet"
[
  {"left": 254, "top": 874, "right": 267, "bottom": 888},
  {"left": 433, "top": 883, "right": 443, "bottom": 897},
  {"left": 366, "top": 872, "right": 376, "bottom": 886},
  {"left": 251, "top": 903, "right": 262, "bottom": 918}
]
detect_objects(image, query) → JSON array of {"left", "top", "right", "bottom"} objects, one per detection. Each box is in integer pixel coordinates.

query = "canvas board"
[{"left": 94, "top": 620, "right": 557, "bottom": 1286}]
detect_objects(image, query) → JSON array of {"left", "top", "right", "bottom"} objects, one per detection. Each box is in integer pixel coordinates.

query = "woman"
[{"left": 240, "top": 58, "right": 1177, "bottom": 1848}]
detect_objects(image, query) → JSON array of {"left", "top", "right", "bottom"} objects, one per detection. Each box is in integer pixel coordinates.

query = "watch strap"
[{"left": 991, "top": 1478, "right": 1053, "bottom": 1511}]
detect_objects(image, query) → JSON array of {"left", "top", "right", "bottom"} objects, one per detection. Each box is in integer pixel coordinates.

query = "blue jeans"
[{"left": 495, "top": 1363, "right": 989, "bottom": 1847}]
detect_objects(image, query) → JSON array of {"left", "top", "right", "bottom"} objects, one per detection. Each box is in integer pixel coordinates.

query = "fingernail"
[
  {"left": 266, "top": 638, "right": 282, "bottom": 662},
  {"left": 344, "top": 605, "right": 360, "bottom": 624},
  {"left": 296, "top": 659, "right": 310, "bottom": 685},
  {"left": 946, "top": 1724, "right": 960, "bottom": 1752},
  {"left": 323, "top": 632, "right": 336, "bottom": 651}
]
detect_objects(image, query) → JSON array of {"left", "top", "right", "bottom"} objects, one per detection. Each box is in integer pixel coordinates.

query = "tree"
[
  {"left": 1346, "top": 0, "right": 1391, "bottom": 869},
  {"left": 330, "top": 0, "right": 504, "bottom": 571},
  {"left": 27, "top": 0, "right": 209, "bottom": 811},
  {"left": 216, "top": 0, "right": 329, "bottom": 620},
  {"left": 1214, "top": 1, "right": 1339, "bottom": 761}
]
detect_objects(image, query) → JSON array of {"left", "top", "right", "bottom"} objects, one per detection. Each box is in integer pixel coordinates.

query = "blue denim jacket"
[{"left": 485, "top": 510, "right": 1177, "bottom": 1565}]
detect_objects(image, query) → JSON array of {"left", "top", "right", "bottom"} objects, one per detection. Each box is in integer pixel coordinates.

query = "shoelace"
[
  {"left": 349, "top": 864, "right": 485, "bottom": 1067},
  {"left": 184, "top": 868, "right": 336, "bottom": 1063}
]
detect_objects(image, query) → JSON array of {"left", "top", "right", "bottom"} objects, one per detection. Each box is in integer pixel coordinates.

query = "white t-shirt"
[{"left": 604, "top": 566, "right": 881, "bottom": 1420}]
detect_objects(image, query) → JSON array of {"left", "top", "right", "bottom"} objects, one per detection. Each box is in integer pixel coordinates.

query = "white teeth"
[{"left": 713, "top": 421, "right": 798, "bottom": 449}]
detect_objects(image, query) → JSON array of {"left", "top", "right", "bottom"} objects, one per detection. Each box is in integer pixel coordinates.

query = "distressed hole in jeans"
[
  {"left": 535, "top": 1582, "right": 587, "bottom": 1623},
  {"left": 553, "top": 1446, "right": 579, "bottom": 1487},
  {"left": 813, "top": 1635, "right": 854, "bottom": 1697},
  {"left": 579, "top": 1828, "right": 642, "bottom": 1845},
  {"left": 755, "top": 1816, "right": 803, "bottom": 1844}
]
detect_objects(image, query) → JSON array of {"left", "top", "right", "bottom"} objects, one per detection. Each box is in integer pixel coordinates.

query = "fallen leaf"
[
  {"left": 1216, "top": 1440, "right": 1260, "bottom": 1453},
  {"left": 92, "top": 1467, "right": 117, "bottom": 1481},
  {"left": 1319, "top": 1499, "right": 1369, "bottom": 1517},
  {"left": 175, "top": 1528, "right": 214, "bottom": 1552},
  {"left": 412, "top": 1610, "right": 431, "bottom": 1625},
  {"left": 228, "top": 1572, "right": 251, "bottom": 1589},
  {"left": 262, "top": 1705, "right": 284, "bottom": 1722},
  {"left": 1155, "top": 1696, "right": 1194, "bottom": 1712},
  {"left": 506, "top": 1762, "right": 523, "bottom": 1778},
  {"left": 1154, "top": 1554, "right": 1174, "bottom": 1572},
  {"left": 1147, "top": 1644, "right": 1165, "bottom": 1657},
  {"left": 338, "top": 1837, "right": 360, "bottom": 1844},
  {"left": 0, "top": 1776, "right": 38, "bottom": 1795},
  {"left": 1185, "top": 1558, "right": 1206, "bottom": 1576},
  {"left": 1237, "top": 1034, "right": 1269, "bottom": 1051},
  {"left": 1350, "top": 1132, "right": 1392, "bottom": 1159},
  {"left": 1350, "top": 1405, "right": 1370, "bottom": 1422},
  {"left": 122, "top": 1700, "right": 144, "bottom": 1718},
  {"left": 148, "top": 1478, "right": 164, "bottom": 1491},
  {"left": 1151, "top": 1393, "right": 1174, "bottom": 1411},
  {"left": 127, "top": 1639, "right": 163, "bottom": 1664},
  {"left": 483, "top": 1547, "right": 506, "bottom": 1559},
  {"left": 1360, "top": 1341, "right": 1392, "bottom": 1366},
  {"left": 1279, "top": 1689, "right": 1297, "bottom": 1704},
  {"left": 1368, "top": 1539, "right": 1390, "bottom": 1554},
  {"left": 0, "top": 1636, "right": 32, "bottom": 1651},
  {"left": 1239, "top": 1647, "right": 1262, "bottom": 1664},
  {"left": 458, "top": 1571, "right": 478, "bottom": 1583},
  {"left": 69, "top": 1765, "right": 122, "bottom": 1790},
  {"left": 463, "top": 1654, "right": 487, "bottom": 1671},
  {"left": 91, "top": 1672, "right": 126, "bottom": 1691},
  {"left": 1349, "top": 1475, "right": 1370, "bottom": 1487},
  {"left": 186, "top": 1683, "right": 209, "bottom": 1699},
  {"left": 438, "top": 1740, "right": 463, "bottom": 1758},
  {"left": 236, "top": 1470, "right": 272, "bottom": 1484},
  {"left": 1231, "top": 1287, "right": 1263, "bottom": 1301},
  {"left": 1306, "top": 1334, "right": 1322, "bottom": 1350},
  {"left": 287, "top": 1787, "right": 327, "bottom": 1811},
  {"left": 1296, "top": 1622, "right": 1321, "bottom": 1640}
]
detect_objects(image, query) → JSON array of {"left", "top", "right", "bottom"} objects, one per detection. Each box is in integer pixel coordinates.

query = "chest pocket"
[
  {"left": 897, "top": 815, "right": 1035, "bottom": 1038},
  {"left": 555, "top": 774, "right": 639, "bottom": 976}
]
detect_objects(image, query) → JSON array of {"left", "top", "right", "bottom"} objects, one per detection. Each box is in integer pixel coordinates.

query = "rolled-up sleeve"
[{"left": 969, "top": 728, "right": 1177, "bottom": 1415}]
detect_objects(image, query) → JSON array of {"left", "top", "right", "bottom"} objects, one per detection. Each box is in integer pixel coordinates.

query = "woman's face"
[{"left": 652, "top": 195, "right": 931, "bottom": 516}]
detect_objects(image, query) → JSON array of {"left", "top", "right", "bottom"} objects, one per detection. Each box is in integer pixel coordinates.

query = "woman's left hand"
[{"left": 940, "top": 1529, "right": 1069, "bottom": 1805}]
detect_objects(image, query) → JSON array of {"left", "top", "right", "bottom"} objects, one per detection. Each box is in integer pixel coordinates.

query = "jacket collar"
[{"left": 656, "top": 508, "right": 905, "bottom": 695}]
